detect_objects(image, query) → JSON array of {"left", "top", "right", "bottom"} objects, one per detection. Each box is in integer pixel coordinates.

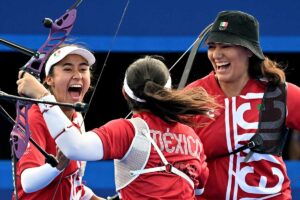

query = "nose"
[
  {"left": 212, "top": 47, "right": 223, "bottom": 59},
  {"left": 72, "top": 70, "right": 82, "bottom": 79}
]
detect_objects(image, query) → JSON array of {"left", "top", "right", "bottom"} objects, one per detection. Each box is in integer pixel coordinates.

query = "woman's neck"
[
  {"left": 61, "top": 107, "right": 74, "bottom": 120},
  {"left": 132, "top": 108, "right": 150, "bottom": 115},
  {"left": 217, "top": 76, "right": 250, "bottom": 97}
]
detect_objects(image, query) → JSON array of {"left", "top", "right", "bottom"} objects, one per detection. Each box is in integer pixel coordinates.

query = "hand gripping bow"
[{"left": 0, "top": 1, "right": 85, "bottom": 199}]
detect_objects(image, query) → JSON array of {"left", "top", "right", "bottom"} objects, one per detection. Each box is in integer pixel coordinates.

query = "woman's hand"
[
  {"left": 16, "top": 70, "right": 49, "bottom": 99},
  {"left": 55, "top": 147, "right": 70, "bottom": 171}
]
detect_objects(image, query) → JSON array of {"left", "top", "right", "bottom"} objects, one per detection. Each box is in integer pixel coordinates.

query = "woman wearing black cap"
[
  {"left": 15, "top": 44, "right": 103, "bottom": 199},
  {"left": 17, "top": 55, "right": 219, "bottom": 199},
  {"left": 186, "top": 10, "right": 300, "bottom": 199}
]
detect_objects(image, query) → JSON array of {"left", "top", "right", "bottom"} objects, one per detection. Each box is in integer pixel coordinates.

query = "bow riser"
[
  {"left": 13, "top": 8, "right": 78, "bottom": 158},
  {"left": 8, "top": 3, "right": 81, "bottom": 199},
  {"left": 22, "top": 9, "right": 77, "bottom": 80},
  {"left": 11, "top": 102, "right": 31, "bottom": 159}
]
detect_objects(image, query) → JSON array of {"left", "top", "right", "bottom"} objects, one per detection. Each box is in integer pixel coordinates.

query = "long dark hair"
[
  {"left": 249, "top": 56, "right": 286, "bottom": 85},
  {"left": 124, "top": 55, "right": 218, "bottom": 126}
]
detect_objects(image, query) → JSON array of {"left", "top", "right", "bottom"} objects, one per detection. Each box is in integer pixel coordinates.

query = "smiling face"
[
  {"left": 207, "top": 43, "right": 253, "bottom": 86},
  {"left": 45, "top": 54, "right": 91, "bottom": 104}
]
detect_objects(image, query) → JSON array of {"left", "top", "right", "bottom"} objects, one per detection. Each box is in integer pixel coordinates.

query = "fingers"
[
  {"left": 16, "top": 77, "right": 25, "bottom": 96},
  {"left": 55, "top": 148, "right": 70, "bottom": 171},
  {"left": 16, "top": 71, "right": 29, "bottom": 96},
  {"left": 18, "top": 70, "right": 26, "bottom": 79},
  {"left": 16, "top": 71, "right": 46, "bottom": 98},
  {"left": 17, "top": 84, "right": 24, "bottom": 96}
]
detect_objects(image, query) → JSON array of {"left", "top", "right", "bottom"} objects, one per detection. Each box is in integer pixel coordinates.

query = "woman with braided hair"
[{"left": 17, "top": 55, "right": 218, "bottom": 199}]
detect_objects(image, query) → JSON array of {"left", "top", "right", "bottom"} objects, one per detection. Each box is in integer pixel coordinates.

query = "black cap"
[{"left": 206, "top": 10, "right": 265, "bottom": 60}]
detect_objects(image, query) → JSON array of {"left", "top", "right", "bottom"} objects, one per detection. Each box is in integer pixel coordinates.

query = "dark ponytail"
[{"left": 124, "top": 55, "right": 218, "bottom": 126}]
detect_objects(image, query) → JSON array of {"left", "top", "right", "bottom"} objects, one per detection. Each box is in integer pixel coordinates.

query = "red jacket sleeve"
[
  {"left": 286, "top": 82, "right": 300, "bottom": 131},
  {"left": 92, "top": 118, "right": 135, "bottom": 160}
]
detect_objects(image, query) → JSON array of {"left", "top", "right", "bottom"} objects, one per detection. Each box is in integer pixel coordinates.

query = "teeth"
[
  {"left": 216, "top": 62, "right": 229, "bottom": 67},
  {"left": 69, "top": 84, "right": 82, "bottom": 88}
]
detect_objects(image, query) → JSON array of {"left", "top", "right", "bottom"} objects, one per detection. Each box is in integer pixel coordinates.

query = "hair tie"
[{"left": 123, "top": 76, "right": 172, "bottom": 103}]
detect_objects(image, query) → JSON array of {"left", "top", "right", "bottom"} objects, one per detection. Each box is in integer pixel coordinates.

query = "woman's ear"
[
  {"left": 122, "top": 87, "right": 128, "bottom": 100},
  {"left": 45, "top": 76, "right": 54, "bottom": 87}
]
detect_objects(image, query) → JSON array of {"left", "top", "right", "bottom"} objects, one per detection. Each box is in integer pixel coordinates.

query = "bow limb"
[
  {"left": 177, "top": 23, "right": 212, "bottom": 89},
  {"left": 5, "top": 0, "right": 83, "bottom": 164},
  {"left": 21, "top": 0, "right": 81, "bottom": 80},
  {"left": 0, "top": 105, "right": 58, "bottom": 165}
]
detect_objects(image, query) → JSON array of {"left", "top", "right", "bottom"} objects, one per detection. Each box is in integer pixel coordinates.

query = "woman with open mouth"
[
  {"left": 186, "top": 10, "right": 300, "bottom": 200},
  {"left": 15, "top": 44, "right": 103, "bottom": 200}
]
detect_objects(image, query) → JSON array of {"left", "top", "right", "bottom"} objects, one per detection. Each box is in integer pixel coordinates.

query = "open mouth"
[
  {"left": 216, "top": 62, "right": 230, "bottom": 71},
  {"left": 68, "top": 84, "right": 82, "bottom": 100}
]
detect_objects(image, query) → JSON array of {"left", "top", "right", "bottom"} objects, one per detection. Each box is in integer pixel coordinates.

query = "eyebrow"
[{"left": 62, "top": 62, "right": 89, "bottom": 66}]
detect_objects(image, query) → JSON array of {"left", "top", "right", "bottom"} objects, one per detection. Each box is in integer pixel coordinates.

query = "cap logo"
[
  {"left": 53, "top": 50, "right": 61, "bottom": 57},
  {"left": 219, "top": 21, "right": 228, "bottom": 30}
]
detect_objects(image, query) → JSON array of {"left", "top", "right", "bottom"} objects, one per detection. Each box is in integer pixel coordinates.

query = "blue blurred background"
[
  {"left": 0, "top": 160, "right": 300, "bottom": 199},
  {"left": 1, "top": 0, "right": 300, "bottom": 52}
]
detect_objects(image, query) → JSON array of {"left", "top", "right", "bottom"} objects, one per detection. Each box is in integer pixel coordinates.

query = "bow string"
[
  {"left": 1, "top": 1, "right": 132, "bottom": 199},
  {"left": 83, "top": 0, "right": 130, "bottom": 122},
  {"left": 10, "top": 0, "right": 83, "bottom": 163}
]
